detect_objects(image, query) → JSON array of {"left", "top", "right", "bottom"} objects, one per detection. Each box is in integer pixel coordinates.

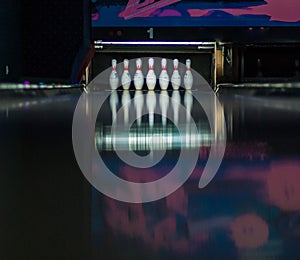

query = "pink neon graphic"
[
  {"left": 92, "top": 12, "right": 99, "bottom": 21},
  {"left": 187, "top": 0, "right": 300, "bottom": 23},
  {"left": 157, "top": 9, "right": 182, "bottom": 17},
  {"left": 119, "top": 0, "right": 182, "bottom": 20}
]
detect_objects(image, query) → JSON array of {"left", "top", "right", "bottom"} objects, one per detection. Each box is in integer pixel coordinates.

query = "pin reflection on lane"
[
  {"left": 146, "top": 91, "right": 156, "bottom": 128},
  {"left": 172, "top": 90, "right": 181, "bottom": 124},
  {"left": 109, "top": 90, "right": 118, "bottom": 123},
  {"left": 134, "top": 90, "right": 143, "bottom": 126},
  {"left": 98, "top": 89, "right": 224, "bottom": 152},
  {"left": 159, "top": 90, "right": 169, "bottom": 126},
  {"left": 121, "top": 90, "right": 130, "bottom": 125}
]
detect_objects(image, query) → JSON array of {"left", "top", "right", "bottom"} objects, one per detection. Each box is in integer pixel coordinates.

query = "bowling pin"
[
  {"left": 121, "top": 90, "right": 131, "bottom": 125},
  {"left": 121, "top": 59, "right": 131, "bottom": 90},
  {"left": 159, "top": 90, "right": 169, "bottom": 126},
  {"left": 134, "top": 90, "right": 143, "bottom": 126},
  {"left": 159, "top": 58, "right": 169, "bottom": 90},
  {"left": 109, "top": 91, "right": 119, "bottom": 123},
  {"left": 171, "top": 59, "right": 181, "bottom": 90},
  {"left": 183, "top": 59, "right": 193, "bottom": 90},
  {"left": 134, "top": 58, "right": 144, "bottom": 90},
  {"left": 146, "top": 58, "right": 156, "bottom": 90},
  {"left": 109, "top": 59, "right": 119, "bottom": 90},
  {"left": 146, "top": 91, "right": 156, "bottom": 128},
  {"left": 171, "top": 90, "right": 180, "bottom": 125}
]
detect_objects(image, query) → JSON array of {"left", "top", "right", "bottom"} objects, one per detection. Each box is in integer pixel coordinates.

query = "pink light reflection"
[
  {"left": 230, "top": 214, "right": 269, "bottom": 249},
  {"left": 267, "top": 161, "right": 300, "bottom": 211},
  {"left": 166, "top": 187, "right": 188, "bottom": 216}
]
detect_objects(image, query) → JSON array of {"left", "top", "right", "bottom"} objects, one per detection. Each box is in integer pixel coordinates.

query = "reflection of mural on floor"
[
  {"left": 230, "top": 214, "right": 269, "bottom": 249},
  {"left": 96, "top": 159, "right": 300, "bottom": 256},
  {"left": 266, "top": 161, "right": 300, "bottom": 211}
]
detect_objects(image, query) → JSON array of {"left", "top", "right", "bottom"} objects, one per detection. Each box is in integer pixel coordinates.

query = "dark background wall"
[
  {"left": 0, "top": 0, "right": 90, "bottom": 83},
  {"left": 0, "top": 0, "right": 21, "bottom": 82}
]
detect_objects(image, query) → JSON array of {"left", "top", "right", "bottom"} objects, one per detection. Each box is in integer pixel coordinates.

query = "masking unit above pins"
[{"left": 91, "top": 0, "right": 300, "bottom": 43}]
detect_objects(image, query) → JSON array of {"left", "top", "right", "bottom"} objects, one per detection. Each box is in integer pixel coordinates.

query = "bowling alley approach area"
[{"left": 2, "top": 0, "right": 300, "bottom": 259}]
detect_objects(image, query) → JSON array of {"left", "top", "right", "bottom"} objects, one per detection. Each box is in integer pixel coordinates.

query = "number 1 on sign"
[{"left": 147, "top": 28, "right": 154, "bottom": 39}]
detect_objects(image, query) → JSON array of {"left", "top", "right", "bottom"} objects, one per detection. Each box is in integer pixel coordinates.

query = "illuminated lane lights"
[
  {"left": 95, "top": 122, "right": 212, "bottom": 151},
  {"left": 0, "top": 83, "right": 82, "bottom": 90},
  {"left": 94, "top": 41, "right": 215, "bottom": 46}
]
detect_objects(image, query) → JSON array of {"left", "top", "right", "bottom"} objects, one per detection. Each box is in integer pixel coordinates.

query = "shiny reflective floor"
[{"left": 1, "top": 87, "right": 300, "bottom": 259}]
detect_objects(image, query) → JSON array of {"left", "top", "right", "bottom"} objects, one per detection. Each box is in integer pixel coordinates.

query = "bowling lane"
[
  {"left": 92, "top": 88, "right": 300, "bottom": 259},
  {"left": 1, "top": 88, "right": 300, "bottom": 259}
]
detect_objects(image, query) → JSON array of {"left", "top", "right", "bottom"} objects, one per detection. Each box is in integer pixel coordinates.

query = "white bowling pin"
[
  {"left": 159, "top": 58, "right": 169, "bottom": 90},
  {"left": 121, "top": 59, "right": 131, "bottom": 90},
  {"left": 146, "top": 58, "right": 156, "bottom": 90},
  {"left": 109, "top": 59, "right": 119, "bottom": 90},
  {"left": 171, "top": 90, "right": 180, "bottom": 125},
  {"left": 121, "top": 90, "right": 131, "bottom": 125},
  {"left": 184, "top": 59, "right": 193, "bottom": 90},
  {"left": 146, "top": 91, "right": 156, "bottom": 128},
  {"left": 109, "top": 91, "right": 119, "bottom": 123},
  {"left": 134, "top": 58, "right": 144, "bottom": 90},
  {"left": 171, "top": 59, "right": 181, "bottom": 90},
  {"left": 159, "top": 90, "right": 169, "bottom": 126},
  {"left": 134, "top": 90, "right": 143, "bottom": 126}
]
